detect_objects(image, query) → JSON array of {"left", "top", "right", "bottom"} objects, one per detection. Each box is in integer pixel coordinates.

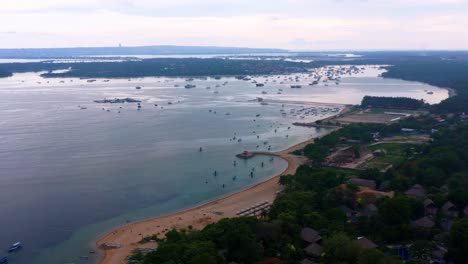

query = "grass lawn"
[{"left": 358, "top": 143, "right": 415, "bottom": 170}]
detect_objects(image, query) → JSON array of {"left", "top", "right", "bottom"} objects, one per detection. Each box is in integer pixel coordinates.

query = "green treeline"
[
  {"left": 0, "top": 58, "right": 308, "bottom": 78},
  {"left": 361, "top": 96, "right": 427, "bottom": 110},
  {"left": 0, "top": 69, "right": 12, "bottom": 78},
  {"left": 382, "top": 61, "right": 468, "bottom": 113}
]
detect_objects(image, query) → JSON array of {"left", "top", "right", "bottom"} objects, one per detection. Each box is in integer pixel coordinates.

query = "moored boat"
[{"left": 8, "top": 242, "right": 22, "bottom": 252}]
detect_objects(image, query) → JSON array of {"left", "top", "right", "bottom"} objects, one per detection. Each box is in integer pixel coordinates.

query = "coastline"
[
  {"left": 95, "top": 128, "right": 339, "bottom": 264},
  {"left": 446, "top": 87, "right": 457, "bottom": 98}
]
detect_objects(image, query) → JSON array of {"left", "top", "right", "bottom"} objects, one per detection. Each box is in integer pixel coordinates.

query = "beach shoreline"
[{"left": 95, "top": 126, "right": 339, "bottom": 264}]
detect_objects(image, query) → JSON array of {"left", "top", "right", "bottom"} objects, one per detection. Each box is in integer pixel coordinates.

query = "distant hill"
[{"left": 0, "top": 45, "right": 288, "bottom": 59}]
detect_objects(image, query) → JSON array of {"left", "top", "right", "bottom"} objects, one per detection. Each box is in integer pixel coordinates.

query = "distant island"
[{"left": 0, "top": 58, "right": 309, "bottom": 78}]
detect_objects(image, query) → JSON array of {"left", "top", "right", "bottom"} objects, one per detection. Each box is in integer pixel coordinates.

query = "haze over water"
[{"left": 0, "top": 67, "right": 447, "bottom": 264}]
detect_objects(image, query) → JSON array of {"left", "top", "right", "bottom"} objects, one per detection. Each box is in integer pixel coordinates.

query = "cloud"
[{"left": 0, "top": 0, "right": 467, "bottom": 50}]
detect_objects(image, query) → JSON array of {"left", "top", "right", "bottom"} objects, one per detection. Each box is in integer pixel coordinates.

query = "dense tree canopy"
[{"left": 361, "top": 96, "right": 427, "bottom": 110}]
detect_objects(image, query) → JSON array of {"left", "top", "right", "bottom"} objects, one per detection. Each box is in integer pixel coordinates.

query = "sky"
[{"left": 0, "top": 0, "right": 467, "bottom": 50}]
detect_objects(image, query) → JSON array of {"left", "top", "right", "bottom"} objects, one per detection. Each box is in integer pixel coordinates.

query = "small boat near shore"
[
  {"left": 8, "top": 242, "right": 22, "bottom": 252},
  {"left": 185, "top": 84, "right": 196, "bottom": 89}
]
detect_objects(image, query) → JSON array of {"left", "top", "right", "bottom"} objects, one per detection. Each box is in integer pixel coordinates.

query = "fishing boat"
[
  {"left": 135, "top": 86, "right": 142, "bottom": 90},
  {"left": 256, "top": 83, "right": 265, "bottom": 87},
  {"left": 184, "top": 84, "right": 196, "bottom": 89},
  {"left": 8, "top": 242, "right": 22, "bottom": 252},
  {"left": 290, "top": 85, "right": 302, "bottom": 88}
]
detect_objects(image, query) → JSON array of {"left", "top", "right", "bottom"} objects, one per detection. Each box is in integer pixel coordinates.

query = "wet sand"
[{"left": 96, "top": 129, "right": 338, "bottom": 264}]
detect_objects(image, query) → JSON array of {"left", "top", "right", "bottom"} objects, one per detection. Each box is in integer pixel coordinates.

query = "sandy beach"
[{"left": 96, "top": 129, "right": 337, "bottom": 264}]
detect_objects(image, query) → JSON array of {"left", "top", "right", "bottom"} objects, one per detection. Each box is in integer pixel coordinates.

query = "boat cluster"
[
  {"left": 235, "top": 65, "right": 367, "bottom": 91},
  {"left": 93, "top": 97, "right": 141, "bottom": 104}
]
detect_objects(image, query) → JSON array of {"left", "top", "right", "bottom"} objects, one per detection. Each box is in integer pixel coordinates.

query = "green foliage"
[
  {"left": 409, "top": 240, "right": 434, "bottom": 260},
  {"left": 378, "top": 196, "right": 412, "bottom": 225},
  {"left": 0, "top": 69, "right": 12, "bottom": 78},
  {"left": 383, "top": 60, "right": 468, "bottom": 113},
  {"left": 0, "top": 58, "right": 308, "bottom": 79},
  {"left": 324, "top": 233, "right": 360, "bottom": 263},
  {"left": 361, "top": 96, "right": 427, "bottom": 110},
  {"left": 447, "top": 218, "right": 468, "bottom": 264},
  {"left": 303, "top": 124, "right": 386, "bottom": 162},
  {"left": 357, "top": 249, "right": 399, "bottom": 264}
]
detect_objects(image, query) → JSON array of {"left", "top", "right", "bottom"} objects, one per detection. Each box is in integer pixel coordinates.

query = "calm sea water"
[{"left": 0, "top": 67, "right": 447, "bottom": 264}]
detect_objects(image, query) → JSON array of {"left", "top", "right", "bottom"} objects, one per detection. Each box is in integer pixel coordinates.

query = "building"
[
  {"left": 348, "top": 178, "right": 377, "bottom": 190},
  {"left": 356, "top": 237, "right": 377, "bottom": 249},
  {"left": 424, "top": 199, "right": 438, "bottom": 216},
  {"left": 361, "top": 203, "right": 379, "bottom": 217},
  {"left": 300, "top": 228, "right": 322, "bottom": 244},
  {"left": 441, "top": 201, "right": 458, "bottom": 218},
  {"left": 411, "top": 216, "right": 435, "bottom": 229},
  {"left": 304, "top": 243, "right": 324, "bottom": 255},
  {"left": 405, "top": 184, "right": 426, "bottom": 199}
]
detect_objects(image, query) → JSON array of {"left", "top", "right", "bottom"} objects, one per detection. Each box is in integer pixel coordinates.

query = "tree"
[
  {"left": 378, "top": 196, "right": 411, "bottom": 225},
  {"left": 357, "top": 249, "right": 385, "bottom": 264},
  {"left": 410, "top": 240, "right": 434, "bottom": 261},
  {"left": 190, "top": 253, "right": 217, "bottom": 264},
  {"left": 447, "top": 218, "right": 468, "bottom": 263},
  {"left": 324, "top": 232, "right": 360, "bottom": 263}
]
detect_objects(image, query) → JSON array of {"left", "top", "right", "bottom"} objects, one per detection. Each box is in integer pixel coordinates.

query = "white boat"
[{"left": 8, "top": 242, "right": 22, "bottom": 252}]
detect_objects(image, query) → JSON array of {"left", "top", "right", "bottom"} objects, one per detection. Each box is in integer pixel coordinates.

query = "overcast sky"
[{"left": 1, "top": 0, "right": 467, "bottom": 50}]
